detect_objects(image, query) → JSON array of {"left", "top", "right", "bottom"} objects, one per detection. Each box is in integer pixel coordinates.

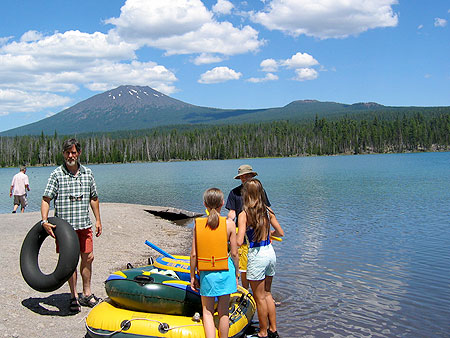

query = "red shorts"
[{"left": 56, "top": 228, "right": 93, "bottom": 254}]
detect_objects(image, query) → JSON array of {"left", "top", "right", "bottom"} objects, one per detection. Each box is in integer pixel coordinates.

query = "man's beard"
[{"left": 65, "top": 158, "right": 77, "bottom": 167}]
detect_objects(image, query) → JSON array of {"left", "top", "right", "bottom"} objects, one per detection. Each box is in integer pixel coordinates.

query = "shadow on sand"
[{"left": 22, "top": 292, "right": 77, "bottom": 316}]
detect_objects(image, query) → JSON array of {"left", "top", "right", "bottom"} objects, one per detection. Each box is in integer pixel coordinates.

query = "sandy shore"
[{"left": 0, "top": 203, "right": 193, "bottom": 338}]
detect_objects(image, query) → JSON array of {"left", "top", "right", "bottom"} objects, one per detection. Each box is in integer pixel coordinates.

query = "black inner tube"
[{"left": 20, "top": 217, "right": 80, "bottom": 292}]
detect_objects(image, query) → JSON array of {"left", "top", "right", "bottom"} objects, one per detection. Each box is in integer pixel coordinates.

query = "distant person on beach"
[
  {"left": 237, "top": 178, "right": 284, "bottom": 338},
  {"left": 10, "top": 166, "right": 30, "bottom": 213},
  {"left": 190, "top": 188, "right": 239, "bottom": 338},
  {"left": 41, "top": 138, "right": 103, "bottom": 313},
  {"left": 225, "top": 164, "right": 271, "bottom": 289}
]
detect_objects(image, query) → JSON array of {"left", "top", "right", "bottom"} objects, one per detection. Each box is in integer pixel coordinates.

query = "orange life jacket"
[{"left": 195, "top": 216, "right": 229, "bottom": 271}]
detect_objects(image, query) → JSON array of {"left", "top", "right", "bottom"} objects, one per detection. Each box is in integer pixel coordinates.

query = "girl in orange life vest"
[
  {"left": 190, "top": 188, "right": 239, "bottom": 338},
  {"left": 237, "top": 179, "right": 284, "bottom": 338}
]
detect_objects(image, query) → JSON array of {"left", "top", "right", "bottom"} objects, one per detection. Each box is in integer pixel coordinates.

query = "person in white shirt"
[{"left": 10, "top": 166, "right": 30, "bottom": 213}]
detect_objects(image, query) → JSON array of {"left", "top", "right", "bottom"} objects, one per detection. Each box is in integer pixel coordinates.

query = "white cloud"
[
  {"left": 2, "top": 30, "right": 138, "bottom": 69},
  {"left": 198, "top": 66, "right": 242, "bottom": 84},
  {"left": 0, "top": 30, "right": 178, "bottom": 116},
  {"left": 0, "top": 89, "right": 71, "bottom": 114},
  {"left": 256, "top": 52, "right": 320, "bottom": 81},
  {"left": 434, "top": 18, "right": 447, "bottom": 27},
  {"left": 282, "top": 52, "right": 319, "bottom": 68},
  {"left": 247, "top": 72, "right": 279, "bottom": 83},
  {"left": 154, "top": 22, "right": 263, "bottom": 56},
  {"left": 82, "top": 61, "right": 177, "bottom": 93},
  {"left": 0, "top": 36, "right": 12, "bottom": 46},
  {"left": 106, "top": 0, "right": 263, "bottom": 56},
  {"left": 293, "top": 68, "right": 318, "bottom": 81},
  {"left": 106, "top": 0, "right": 212, "bottom": 39},
  {"left": 251, "top": 0, "right": 399, "bottom": 39},
  {"left": 417, "top": 24, "right": 424, "bottom": 30},
  {"left": 213, "top": 0, "right": 234, "bottom": 15},
  {"left": 260, "top": 58, "right": 278, "bottom": 72},
  {"left": 20, "top": 30, "right": 44, "bottom": 42},
  {"left": 192, "top": 53, "right": 226, "bottom": 65}
]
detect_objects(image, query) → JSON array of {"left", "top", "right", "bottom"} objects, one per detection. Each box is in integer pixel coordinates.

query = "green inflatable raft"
[{"left": 105, "top": 265, "right": 202, "bottom": 316}]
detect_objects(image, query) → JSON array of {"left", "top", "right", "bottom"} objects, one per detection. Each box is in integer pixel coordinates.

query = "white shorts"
[{"left": 246, "top": 244, "right": 276, "bottom": 281}]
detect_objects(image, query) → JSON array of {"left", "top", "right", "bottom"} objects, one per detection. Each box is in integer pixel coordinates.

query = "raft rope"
[
  {"left": 85, "top": 317, "right": 203, "bottom": 336},
  {"left": 84, "top": 289, "right": 253, "bottom": 336}
]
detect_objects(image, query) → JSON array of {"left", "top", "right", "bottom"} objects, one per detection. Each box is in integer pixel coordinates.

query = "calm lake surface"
[{"left": 2, "top": 152, "right": 449, "bottom": 337}]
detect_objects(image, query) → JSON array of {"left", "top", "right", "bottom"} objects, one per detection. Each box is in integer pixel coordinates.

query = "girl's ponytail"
[
  {"left": 203, "top": 188, "right": 224, "bottom": 230},
  {"left": 207, "top": 208, "right": 220, "bottom": 229}
]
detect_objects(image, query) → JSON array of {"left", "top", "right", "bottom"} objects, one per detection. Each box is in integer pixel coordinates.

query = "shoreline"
[
  {"left": 1, "top": 149, "right": 449, "bottom": 170},
  {"left": 0, "top": 203, "right": 192, "bottom": 338}
]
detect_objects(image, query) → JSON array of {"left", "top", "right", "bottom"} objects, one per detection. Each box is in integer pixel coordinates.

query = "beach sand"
[{"left": 0, "top": 203, "right": 193, "bottom": 338}]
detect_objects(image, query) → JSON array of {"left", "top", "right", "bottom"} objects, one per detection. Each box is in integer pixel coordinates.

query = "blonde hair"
[
  {"left": 203, "top": 188, "right": 224, "bottom": 230},
  {"left": 242, "top": 178, "right": 269, "bottom": 242}
]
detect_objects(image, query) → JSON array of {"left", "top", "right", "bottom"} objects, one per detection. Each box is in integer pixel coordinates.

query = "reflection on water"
[{"left": 1, "top": 152, "right": 450, "bottom": 337}]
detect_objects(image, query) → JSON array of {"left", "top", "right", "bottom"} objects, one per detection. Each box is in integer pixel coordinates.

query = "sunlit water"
[{"left": 2, "top": 152, "right": 449, "bottom": 337}]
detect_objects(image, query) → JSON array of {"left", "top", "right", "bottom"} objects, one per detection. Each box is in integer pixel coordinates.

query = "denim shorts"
[{"left": 246, "top": 244, "right": 276, "bottom": 281}]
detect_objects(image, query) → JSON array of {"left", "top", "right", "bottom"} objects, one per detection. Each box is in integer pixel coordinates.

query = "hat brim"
[{"left": 234, "top": 172, "right": 257, "bottom": 179}]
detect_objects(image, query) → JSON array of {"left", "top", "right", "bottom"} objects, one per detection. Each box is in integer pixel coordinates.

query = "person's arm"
[
  {"left": 41, "top": 196, "right": 56, "bottom": 238},
  {"left": 227, "top": 209, "right": 236, "bottom": 221},
  {"left": 267, "top": 207, "right": 284, "bottom": 238},
  {"left": 9, "top": 185, "right": 13, "bottom": 197},
  {"left": 90, "top": 197, "right": 102, "bottom": 237},
  {"left": 237, "top": 211, "right": 247, "bottom": 247},
  {"left": 189, "top": 226, "right": 199, "bottom": 292},
  {"left": 26, "top": 184, "right": 30, "bottom": 192},
  {"left": 227, "top": 219, "right": 239, "bottom": 280}
]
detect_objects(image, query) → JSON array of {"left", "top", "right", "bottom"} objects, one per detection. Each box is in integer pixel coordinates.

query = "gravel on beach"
[{"left": 0, "top": 203, "right": 192, "bottom": 338}]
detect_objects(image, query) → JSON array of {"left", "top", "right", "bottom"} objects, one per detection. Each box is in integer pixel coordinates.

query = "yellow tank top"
[{"left": 195, "top": 216, "right": 229, "bottom": 271}]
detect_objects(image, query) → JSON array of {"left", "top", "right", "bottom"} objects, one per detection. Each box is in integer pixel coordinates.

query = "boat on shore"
[
  {"left": 86, "top": 256, "right": 256, "bottom": 338},
  {"left": 86, "top": 285, "right": 255, "bottom": 338},
  {"left": 105, "top": 265, "right": 201, "bottom": 316},
  {"left": 153, "top": 255, "right": 191, "bottom": 281}
]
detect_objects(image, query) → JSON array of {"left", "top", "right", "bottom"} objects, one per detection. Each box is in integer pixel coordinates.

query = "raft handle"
[
  {"left": 120, "top": 320, "right": 132, "bottom": 331},
  {"left": 133, "top": 275, "right": 154, "bottom": 285},
  {"left": 158, "top": 323, "right": 170, "bottom": 333}
]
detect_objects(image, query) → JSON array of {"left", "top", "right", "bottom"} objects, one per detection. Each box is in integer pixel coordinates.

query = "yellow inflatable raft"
[
  {"left": 153, "top": 255, "right": 191, "bottom": 281},
  {"left": 86, "top": 286, "right": 256, "bottom": 338}
]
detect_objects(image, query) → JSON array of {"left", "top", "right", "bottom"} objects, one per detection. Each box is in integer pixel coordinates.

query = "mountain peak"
[
  {"left": 106, "top": 85, "right": 166, "bottom": 103},
  {"left": 77, "top": 85, "right": 189, "bottom": 109},
  {"left": 350, "top": 102, "right": 385, "bottom": 109}
]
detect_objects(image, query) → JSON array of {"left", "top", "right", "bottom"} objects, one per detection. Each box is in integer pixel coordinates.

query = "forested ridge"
[{"left": 1, "top": 113, "right": 449, "bottom": 167}]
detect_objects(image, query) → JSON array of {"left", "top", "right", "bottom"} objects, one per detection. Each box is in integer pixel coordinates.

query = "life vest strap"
[{"left": 198, "top": 256, "right": 228, "bottom": 267}]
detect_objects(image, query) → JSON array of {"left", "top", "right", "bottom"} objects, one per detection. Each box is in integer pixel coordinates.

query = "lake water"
[{"left": 1, "top": 152, "right": 450, "bottom": 337}]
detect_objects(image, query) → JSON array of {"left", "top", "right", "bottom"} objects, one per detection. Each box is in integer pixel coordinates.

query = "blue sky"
[{"left": 0, "top": 0, "right": 449, "bottom": 132}]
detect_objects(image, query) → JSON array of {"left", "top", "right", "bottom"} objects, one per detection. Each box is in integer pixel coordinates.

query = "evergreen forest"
[{"left": 1, "top": 113, "right": 449, "bottom": 167}]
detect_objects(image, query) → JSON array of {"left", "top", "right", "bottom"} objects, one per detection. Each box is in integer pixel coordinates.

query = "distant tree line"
[{"left": 1, "top": 113, "right": 449, "bottom": 167}]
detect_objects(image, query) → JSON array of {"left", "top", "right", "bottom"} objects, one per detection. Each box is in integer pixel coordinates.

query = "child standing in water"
[
  {"left": 190, "top": 188, "right": 239, "bottom": 338},
  {"left": 238, "top": 179, "right": 284, "bottom": 338}
]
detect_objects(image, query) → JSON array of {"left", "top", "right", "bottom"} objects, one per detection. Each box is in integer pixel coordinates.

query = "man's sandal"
[
  {"left": 79, "top": 294, "right": 101, "bottom": 308},
  {"left": 69, "top": 297, "right": 81, "bottom": 313}
]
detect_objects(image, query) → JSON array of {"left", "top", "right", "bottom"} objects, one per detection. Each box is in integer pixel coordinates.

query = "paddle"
[{"left": 145, "top": 240, "right": 175, "bottom": 259}]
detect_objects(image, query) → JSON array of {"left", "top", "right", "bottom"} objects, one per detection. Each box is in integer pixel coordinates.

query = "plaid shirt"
[{"left": 43, "top": 163, "right": 98, "bottom": 230}]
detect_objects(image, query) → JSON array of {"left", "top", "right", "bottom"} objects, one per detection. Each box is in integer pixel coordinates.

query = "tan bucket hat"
[{"left": 234, "top": 164, "right": 258, "bottom": 179}]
